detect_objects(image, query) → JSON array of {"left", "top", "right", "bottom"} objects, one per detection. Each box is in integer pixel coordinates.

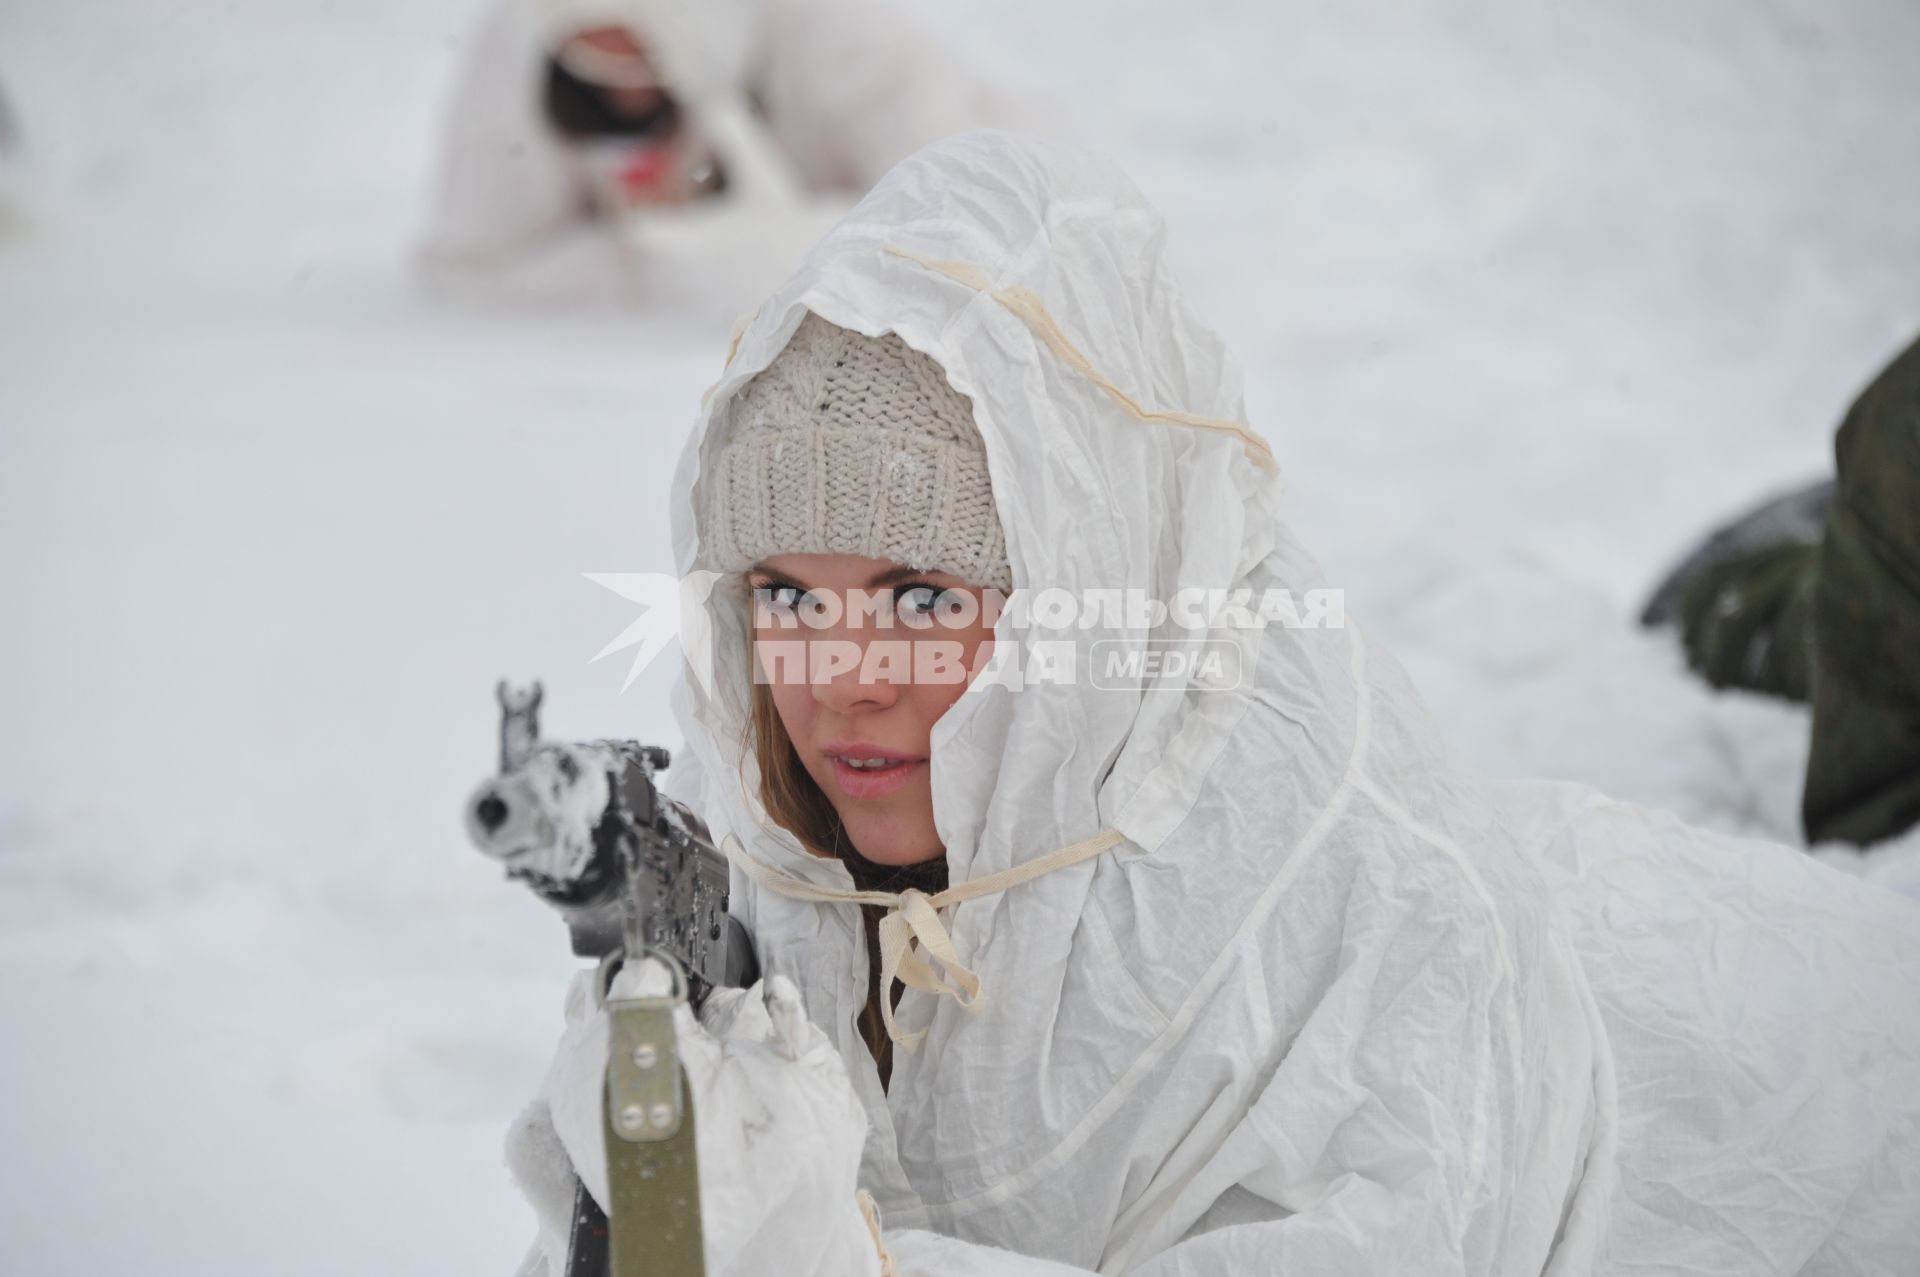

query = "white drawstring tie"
[
  {"left": 879, "top": 247, "right": 1278, "bottom": 473},
  {"left": 721, "top": 827, "right": 1125, "bottom": 1051}
]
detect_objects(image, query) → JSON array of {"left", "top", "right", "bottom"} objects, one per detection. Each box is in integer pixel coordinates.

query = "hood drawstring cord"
[
  {"left": 879, "top": 246, "right": 1279, "bottom": 473},
  {"left": 720, "top": 827, "right": 1126, "bottom": 1052},
  {"left": 855, "top": 1190, "right": 898, "bottom": 1277}
]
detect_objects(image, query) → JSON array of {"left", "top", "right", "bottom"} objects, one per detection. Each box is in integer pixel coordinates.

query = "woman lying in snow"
[{"left": 506, "top": 131, "right": 1920, "bottom": 1275}]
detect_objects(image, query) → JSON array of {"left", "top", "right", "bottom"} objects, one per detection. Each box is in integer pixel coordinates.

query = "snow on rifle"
[{"left": 464, "top": 680, "right": 757, "bottom": 1000}]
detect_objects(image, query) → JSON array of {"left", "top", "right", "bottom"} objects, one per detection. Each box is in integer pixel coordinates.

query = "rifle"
[{"left": 466, "top": 681, "right": 758, "bottom": 1277}]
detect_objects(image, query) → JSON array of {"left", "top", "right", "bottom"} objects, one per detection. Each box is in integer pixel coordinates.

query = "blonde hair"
[{"left": 744, "top": 678, "right": 899, "bottom": 1082}]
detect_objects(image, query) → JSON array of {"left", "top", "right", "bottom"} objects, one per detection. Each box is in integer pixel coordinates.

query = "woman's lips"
[{"left": 825, "top": 755, "right": 927, "bottom": 800}]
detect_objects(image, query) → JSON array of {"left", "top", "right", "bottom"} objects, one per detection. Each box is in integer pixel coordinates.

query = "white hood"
[{"left": 664, "top": 131, "right": 1920, "bottom": 1274}]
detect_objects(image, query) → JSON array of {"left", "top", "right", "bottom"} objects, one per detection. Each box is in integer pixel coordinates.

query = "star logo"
[{"left": 584, "top": 569, "right": 725, "bottom": 695}]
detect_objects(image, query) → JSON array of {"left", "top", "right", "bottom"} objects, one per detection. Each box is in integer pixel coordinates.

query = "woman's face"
[
  {"left": 558, "top": 25, "right": 668, "bottom": 113},
  {"left": 748, "top": 553, "right": 1002, "bottom": 866}
]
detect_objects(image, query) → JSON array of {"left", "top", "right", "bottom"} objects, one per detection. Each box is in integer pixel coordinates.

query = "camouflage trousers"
[{"left": 1677, "top": 333, "right": 1920, "bottom": 847}]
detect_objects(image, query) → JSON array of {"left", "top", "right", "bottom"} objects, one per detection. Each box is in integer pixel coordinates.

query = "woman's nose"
[{"left": 811, "top": 631, "right": 903, "bottom": 714}]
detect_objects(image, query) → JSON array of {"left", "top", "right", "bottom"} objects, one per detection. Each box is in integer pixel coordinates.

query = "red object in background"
[
  {"left": 578, "top": 134, "right": 717, "bottom": 210},
  {"left": 617, "top": 142, "right": 675, "bottom": 197}
]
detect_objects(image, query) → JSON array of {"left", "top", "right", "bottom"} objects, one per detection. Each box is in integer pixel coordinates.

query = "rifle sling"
[{"left": 601, "top": 985, "right": 706, "bottom": 1277}]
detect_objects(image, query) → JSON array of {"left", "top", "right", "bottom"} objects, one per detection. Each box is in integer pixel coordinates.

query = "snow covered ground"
[{"left": 3, "top": 1, "right": 1918, "bottom": 1272}]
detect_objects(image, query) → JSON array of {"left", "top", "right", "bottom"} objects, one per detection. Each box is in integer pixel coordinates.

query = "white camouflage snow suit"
[{"left": 518, "top": 130, "right": 1920, "bottom": 1276}]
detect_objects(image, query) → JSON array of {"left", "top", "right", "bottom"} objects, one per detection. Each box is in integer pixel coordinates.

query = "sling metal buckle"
[{"left": 597, "top": 948, "right": 689, "bottom": 1142}]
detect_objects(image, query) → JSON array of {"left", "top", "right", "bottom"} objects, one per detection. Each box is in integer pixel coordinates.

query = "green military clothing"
[
  {"left": 1673, "top": 332, "right": 1920, "bottom": 847},
  {"left": 1804, "top": 333, "right": 1920, "bottom": 846},
  {"left": 1675, "top": 540, "right": 1820, "bottom": 704}
]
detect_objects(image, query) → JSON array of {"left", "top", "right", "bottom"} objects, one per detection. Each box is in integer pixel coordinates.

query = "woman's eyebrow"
[
  {"left": 865, "top": 565, "right": 936, "bottom": 588},
  {"left": 747, "top": 564, "right": 939, "bottom": 589}
]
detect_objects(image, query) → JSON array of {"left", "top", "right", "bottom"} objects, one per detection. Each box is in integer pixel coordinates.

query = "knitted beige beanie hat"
[{"left": 699, "top": 313, "right": 1014, "bottom": 592}]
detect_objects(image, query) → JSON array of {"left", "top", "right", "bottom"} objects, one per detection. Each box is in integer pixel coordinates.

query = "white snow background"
[{"left": 3, "top": 1, "right": 1919, "bottom": 1272}]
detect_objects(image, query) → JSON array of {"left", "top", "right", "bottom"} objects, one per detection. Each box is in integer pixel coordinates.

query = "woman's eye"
[
  {"left": 896, "top": 585, "right": 946, "bottom": 620},
  {"left": 755, "top": 583, "right": 808, "bottom": 614}
]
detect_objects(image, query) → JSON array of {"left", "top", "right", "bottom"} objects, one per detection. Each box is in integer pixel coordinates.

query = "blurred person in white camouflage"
[{"left": 415, "top": 0, "right": 1032, "bottom": 307}]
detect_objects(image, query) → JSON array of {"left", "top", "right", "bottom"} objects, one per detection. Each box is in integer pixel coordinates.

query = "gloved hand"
[{"left": 506, "top": 960, "right": 888, "bottom": 1277}]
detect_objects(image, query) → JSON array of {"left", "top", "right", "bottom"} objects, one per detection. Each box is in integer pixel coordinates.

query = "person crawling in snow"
[
  {"left": 1641, "top": 330, "right": 1920, "bottom": 851},
  {"left": 506, "top": 131, "right": 1920, "bottom": 1276},
  {"left": 414, "top": 0, "right": 1030, "bottom": 310}
]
